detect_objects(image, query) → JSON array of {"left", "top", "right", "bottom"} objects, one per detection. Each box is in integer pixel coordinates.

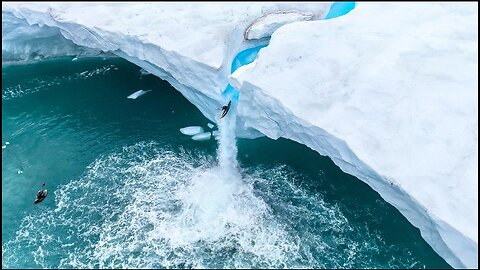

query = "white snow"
[
  {"left": 127, "top": 89, "right": 151, "bottom": 99},
  {"left": 180, "top": 126, "right": 204, "bottom": 136},
  {"left": 231, "top": 2, "right": 478, "bottom": 268},
  {"left": 2, "top": 2, "right": 477, "bottom": 268},
  {"left": 245, "top": 11, "right": 314, "bottom": 40}
]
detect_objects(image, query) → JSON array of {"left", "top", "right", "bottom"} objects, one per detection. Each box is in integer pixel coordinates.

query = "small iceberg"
[
  {"left": 127, "top": 89, "right": 152, "bottom": 99},
  {"left": 180, "top": 126, "right": 204, "bottom": 136},
  {"left": 5, "top": 142, "right": 10, "bottom": 145},
  {"left": 207, "top": 123, "right": 215, "bottom": 129},
  {"left": 139, "top": 68, "right": 151, "bottom": 76},
  {"left": 212, "top": 130, "right": 219, "bottom": 140},
  {"left": 192, "top": 132, "right": 212, "bottom": 141},
  {"left": 2, "top": 145, "right": 6, "bottom": 149}
]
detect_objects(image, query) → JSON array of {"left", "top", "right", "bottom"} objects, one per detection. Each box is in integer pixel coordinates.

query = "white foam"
[
  {"left": 217, "top": 105, "right": 239, "bottom": 173},
  {"left": 180, "top": 126, "right": 204, "bottom": 136},
  {"left": 1, "top": 142, "right": 417, "bottom": 268}
]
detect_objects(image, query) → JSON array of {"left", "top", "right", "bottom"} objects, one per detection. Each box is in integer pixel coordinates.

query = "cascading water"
[
  {"left": 183, "top": 0, "right": 357, "bottom": 174},
  {"left": 217, "top": 104, "right": 239, "bottom": 174},
  {"left": 215, "top": 0, "right": 356, "bottom": 177},
  {"left": 217, "top": 44, "right": 267, "bottom": 175}
]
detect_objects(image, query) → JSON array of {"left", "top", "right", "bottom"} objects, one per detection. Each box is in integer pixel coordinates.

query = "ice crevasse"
[{"left": 2, "top": 2, "right": 478, "bottom": 269}]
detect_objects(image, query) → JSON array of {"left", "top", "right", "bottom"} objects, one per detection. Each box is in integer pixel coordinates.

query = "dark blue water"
[{"left": 2, "top": 57, "right": 451, "bottom": 268}]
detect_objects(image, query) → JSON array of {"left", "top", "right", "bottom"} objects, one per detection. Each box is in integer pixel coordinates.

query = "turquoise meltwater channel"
[
  {"left": 221, "top": 44, "right": 267, "bottom": 102},
  {"left": 222, "top": 1, "right": 356, "bottom": 102},
  {"left": 2, "top": 2, "right": 450, "bottom": 268}
]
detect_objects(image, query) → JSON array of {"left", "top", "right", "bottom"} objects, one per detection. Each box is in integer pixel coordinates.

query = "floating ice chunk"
[
  {"left": 2, "top": 145, "right": 6, "bottom": 149},
  {"left": 192, "top": 132, "right": 212, "bottom": 141},
  {"left": 17, "top": 170, "right": 23, "bottom": 174},
  {"left": 72, "top": 57, "right": 78, "bottom": 61},
  {"left": 180, "top": 126, "right": 204, "bottom": 136},
  {"left": 212, "top": 130, "right": 220, "bottom": 140},
  {"left": 5, "top": 142, "right": 10, "bottom": 145},
  {"left": 207, "top": 123, "right": 215, "bottom": 129},
  {"left": 139, "top": 68, "right": 150, "bottom": 76},
  {"left": 127, "top": 89, "right": 152, "bottom": 99}
]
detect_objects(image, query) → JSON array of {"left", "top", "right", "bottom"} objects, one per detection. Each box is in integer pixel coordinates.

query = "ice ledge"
[
  {"left": 231, "top": 2, "right": 478, "bottom": 268},
  {"left": 245, "top": 11, "right": 314, "bottom": 40}
]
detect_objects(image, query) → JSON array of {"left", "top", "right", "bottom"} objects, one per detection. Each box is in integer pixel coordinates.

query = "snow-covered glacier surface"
[
  {"left": 232, "top": 3, "right": 478, "bottom": 269},
  {"left": 2, "top": 2, "right": 477, "bottom": 268},
  {"left": 245, "top": 11, "right": 314, "bottom": 40}
]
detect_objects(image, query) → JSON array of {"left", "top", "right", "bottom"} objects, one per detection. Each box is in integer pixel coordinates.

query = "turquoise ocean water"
[{"left": 2, "top": 57, "right": 451, "bottom": 268}]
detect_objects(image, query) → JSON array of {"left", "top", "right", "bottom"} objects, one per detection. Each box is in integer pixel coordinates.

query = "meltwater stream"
[
  {"left": 217, "top": 43, "right": 267, "bottom": 175},
  {"left": 217, "top": 0, "right": 356, "bottom": 172}
]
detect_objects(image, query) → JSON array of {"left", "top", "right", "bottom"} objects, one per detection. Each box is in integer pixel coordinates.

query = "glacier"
[{"left": 2, "top": 2, "right": 478, "bottom": 268}]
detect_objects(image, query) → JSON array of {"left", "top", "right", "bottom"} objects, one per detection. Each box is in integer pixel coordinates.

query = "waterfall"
[
  {"left": 217, "top": 100, "right": 239, "bottom": 175},
  {"left": 215, "top": 45, "right": 267, "bottom": 174}
]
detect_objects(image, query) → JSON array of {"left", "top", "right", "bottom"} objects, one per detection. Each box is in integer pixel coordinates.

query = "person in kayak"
[
  {"left": 220, "top": 100, "right": 231, "bottom": 119},
  {"left": 34, "top": 183, "right": 47, "bottom": 204}
]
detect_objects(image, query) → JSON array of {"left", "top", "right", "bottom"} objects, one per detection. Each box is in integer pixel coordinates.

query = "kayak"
[{"left": 34, "top": 190, "right": 48, "bottom": 204}]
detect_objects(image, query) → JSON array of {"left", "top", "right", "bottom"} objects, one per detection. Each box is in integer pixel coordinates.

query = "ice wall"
[
  {"left": 2, "top": 2, "right": 477, "bottom": 268},
  {"left": 2, "top": 10, "right": 102, "bottom": 62}
]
